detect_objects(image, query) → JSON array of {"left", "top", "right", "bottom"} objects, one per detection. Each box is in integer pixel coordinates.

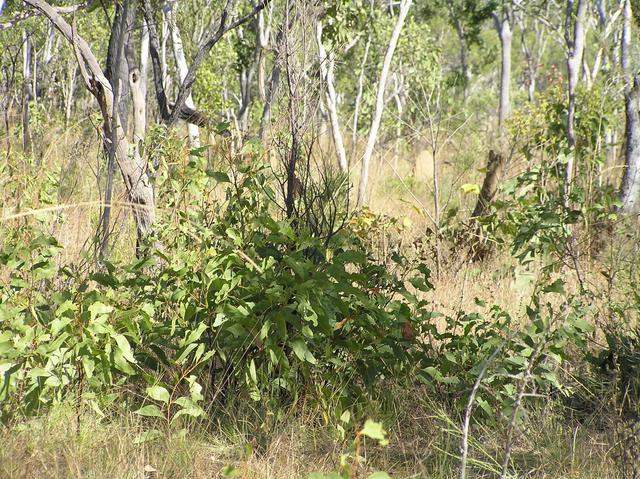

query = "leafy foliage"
[{"left": 0, "top": 160, "right": 431, "bottom": 422}]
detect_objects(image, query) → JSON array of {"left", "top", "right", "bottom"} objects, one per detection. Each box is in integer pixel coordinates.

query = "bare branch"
[
  {"left": 1, "top": 1, "right": 94, "bottom": 30},
  {"left": 142, "top": 0, "right": 267, "bottom": 126},
  {"left": 167, "top": 0, "right": 270, "bottom": 125}
]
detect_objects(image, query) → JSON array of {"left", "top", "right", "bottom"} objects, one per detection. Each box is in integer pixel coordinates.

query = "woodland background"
[{"left": 1, "top": 0, "right": 640, "bottom": 477}]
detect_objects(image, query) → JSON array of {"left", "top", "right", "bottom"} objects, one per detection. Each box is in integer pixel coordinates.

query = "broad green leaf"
[
  {"left": 340, "top": 410, "right": 351, "bottom": 423},
  {"left": 114, "top": 334, "right": 137, "bottom": 364},
  {"left": 146, "top": 385, "right": 170, "bottom": 404},
  {"left": 359, "top": 420, "right": 388, "bottom": 445},
  {"left": 173, "top": 397, "right": 204, "bottom": 420},
  {"left": 134, "top": 405, "right": 164, "bottom": 418},
  {"left": 291, "top": 339, "right": 316, "bottom": 364},
  {"left": 543, "top": 279, "right": 565, "bottom": 295},
  {"left": 249, "top": 359, "right": 258, "bottom": 384},
  {"left": 181, "top": 322, "right": 208, "bottom": 347},
  {"left": 573, "top": 319, "right": 594, "bottom": 333},
  {"left": 89, "top": 302, "right": 113, "bottom": 321}
]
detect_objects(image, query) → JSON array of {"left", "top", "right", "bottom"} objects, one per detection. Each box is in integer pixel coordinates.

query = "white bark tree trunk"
[
  {"left": 64, "top": 61, "right": 78, "bottom": 126},
  {"left": 22, "top": 30, "right": 32, "bottom": 155},
  {"left": 166, "top": 0, "right": 199, "bottom": 147},
  {"left": 620, "top": 0, "right": 640, "bottom": 212},
  {"left": 564, "top": 0, "right": 588, "bottom": 205},
  {"left": 24, "top": 0, "right": 156, "bottom": 256},
  {"left": 357, "top": 0, "right": 412, "bottom": 207},
  {"left": 351, "top": 34, "right": 371, "bottom": 159},
  {"left": 140, "top": 18, "right": 150, "bottom": 126},
  {"left": 316, "top": 20, "right": 348, "bottom": 172},
  {"left": 494, "top": 11, "right": 512, "bottom": 136}
]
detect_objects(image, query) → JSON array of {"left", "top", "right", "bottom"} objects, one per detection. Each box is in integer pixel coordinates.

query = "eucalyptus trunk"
[
  {"left": 25, "top": 0, "right": 157, "bottom": 258},
  {"left": 166, "top": 0, "right": 199, "bottom": 147},
  {"left": 316, "top": 20, "right": 348, "bottom": 172},
  {"left": 620, "top": 0, "right": 640, "bottom": 212},
  {"left": 564, "top": 0, "right": 588, "bottom": 205},
  {"left": 357, "top": 0, "right": 412, "bottom": 207}
]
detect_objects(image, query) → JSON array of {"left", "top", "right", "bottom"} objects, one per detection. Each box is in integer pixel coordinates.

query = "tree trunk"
[
  {"left": 351, "top": 34, "right": 371, "bottom": 160},
  {"left": 620, "top": 0, "right": 640, "bottom": 212},
  {"left": 620, "top": 79, "right": 640, "bottom": 212},
  {"left": 447, "top": 0, "right": 469, "bottom": 101},
  {"left": 101, "top": 0, "right": 134, "bottom": 259},
  {"left": 357, "top": 0, "right": 412, "bottom": 207},
  {"left": 494, "top": 12, "right": 512, "bottom": 136},
  {"left": 472, "top": 150, "right": 507, "bottom": 218},
  {"left": 256, "top": 4, "right": 272, "bottom": 101},
  {"left": 166, "top": 0, "right": 199, "bottom": 147},
  {"left": 25, "top": 0, "right": 156, "bottom": 257},
  {"left": 22, "top": 30, "right": 32, "bottom": 156},
  {"left": 564, "top": 0, "right": 588, "bottom": 205},
  {"left": 237, "top": 46, "right": 259, "bottom": 134},
  {"left": 140, "top": 18, "right": 150, "bottom": 131},
  {"left": 316, "top": 20, "right": 348, "bottom": 172},
  {"left": 64, "top": 61, "right": 78, "bottom": 126}
]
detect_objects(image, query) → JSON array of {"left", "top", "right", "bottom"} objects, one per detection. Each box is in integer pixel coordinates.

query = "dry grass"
[
  {"left": 1, "top": 126, "right": 636, "bottom": 479},
  {"left": 0, "top": 392, "right": 622, "bottom": 479}
]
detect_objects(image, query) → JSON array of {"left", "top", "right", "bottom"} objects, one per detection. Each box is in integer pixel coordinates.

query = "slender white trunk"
[
  {"left": 495, "top": 13, "right": 512, "bottom": 135},
  {"left": 316, "top": 20, "right": 348, "bottom": 172},
  {"left": 257, "top": 4, "right": 273, "bottom": 102},
  {"left": 582, "top": 56, "right": 593, "bottom": 90},
  {"left": 564, "top": 0, "right": 588, "bottom": 205},
  {"left": 357, "top": 0, "right": 412, "bottom": 207},
  {"left": 43, "top": 23, "right": 55, "bottom": 64},
  {"left": 352, "top": 35, "right": 371, "bottom": 160},
  {"left": 64, "top": 61, "right": 78, "bottom": 126},
  {"left": 22, "top": 30, "right": 32, "bottom": 154},
  {"left": 166, "top": 0, "right": 199, "bottom": 147},
  {"left": 141, "top": 19, "right": 150, "bottom": 109},
  {"left": 161, "top": 9, "right": 170, "bottom": 94},
  {"left": 620, "top": 0, "right": 640, "bottom": 212}
]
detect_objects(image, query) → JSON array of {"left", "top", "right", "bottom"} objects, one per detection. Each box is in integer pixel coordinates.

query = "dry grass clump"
[{"left": 0, "top": 392, "right": 622, "bottom": 479}]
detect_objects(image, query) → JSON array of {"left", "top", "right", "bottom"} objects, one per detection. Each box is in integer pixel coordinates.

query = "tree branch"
[
  {"left": 167, "top": 0, "right": 270, "bottom": 125},
  {"left": 1, "top": 1, "right": 95, "bottom": 30}
]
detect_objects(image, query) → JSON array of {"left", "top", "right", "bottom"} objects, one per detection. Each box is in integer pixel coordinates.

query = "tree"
[
  {"left": 23, "top": 0, "right": 156, "bottom": 256},
  {"left": 316, "top": 18, "right": 348, "bottom": 172},
  {"left": 514, "top": 0, "right": 551, "bottom": 102},
  {"left": 142, "top": 0, "right": 270, "bottom": 128},
  {"left": 166, "top": 0, "right": 200, "bottom": 147},
  {"left": 440, "top": 0, "right": 495, "bottom": 101},
  {"left": 620, "top": 0, "right": 640, "bottom": 212},
  {"left": 20, "top": 0, "right": 269, "bottom": 257},
  {"left": 493, "top": 1, "right": 513, "bottom": 139},
  {"left": 357, "top": 0, "right": 412, "bottom": 207},
  {"left": 564, "top": 0, "right": 588, "bottom": 205}
]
